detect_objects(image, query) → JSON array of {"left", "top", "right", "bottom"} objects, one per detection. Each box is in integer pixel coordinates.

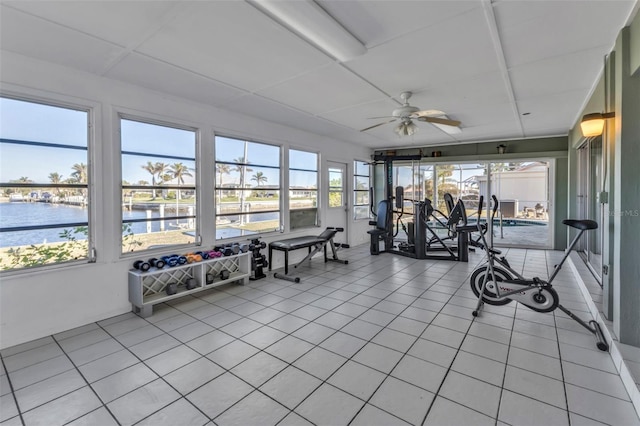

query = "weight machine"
[{"left": 367, "top": 154, "right": 471, "bottom": 261}]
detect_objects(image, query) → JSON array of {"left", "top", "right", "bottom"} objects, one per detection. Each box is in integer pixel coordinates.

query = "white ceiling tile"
[
  {"left": 517, "top": 90, "right": 586, "bottom": 136},
  {"left": 509, "top": 48, "right": 603, "bottom": 100},
  {"left": 318, "top": 0, "right": 480, "bottom": 48},
  {"left": 3, "top": 1, "right": 183, "bottom": 47},
  {"left": 136, "top": 1, "right": 332, "bottom": 92},
  {"left": 106, "top": 53, "right": 246, "bottom": 107},
  {"left": 345, "top": 6, "right": 500, "bottom": 96},
  {"left": 0, "top": 5, "right": 124, "bottom": 74},
  {"left": 495, "top": 0, "right": 636, "bottom": 67},
  {"left": 223, "top": 94, "right": 354, "bottom": 139},
  {"left": 319, "top": 98, "right": 404, "bottom": 131},
  {"left": 257, "top": 64, "right": 385, "bottom": 115}
]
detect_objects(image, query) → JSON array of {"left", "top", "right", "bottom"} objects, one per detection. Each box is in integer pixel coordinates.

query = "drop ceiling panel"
[
  {"left": 223, "top": 95, "right": 351, "bottom": 139},
  {"left": 0, "top": 6, "right": 124, "bottom": 75},
  {"left": 517, "top": 90, "right": 586, "bottom": 134},
  {"left": 509, "top": 48, "right": 603, "bottom": 100},
  {"left": 257, "top": 64, "right": 385, "bottom": 115},
  {"left": 319, "top": 98, "right": 406, "bottom": 131},
  {"left": 105, "top": 53, "right": 247, "bottom": 108},
  {"left": 3, "top": 1, "right": 182, "bottom": 47},
  {"left": 346, "top": 7, "right": 500, "bottom": 96},
  {"left": 410, "top": 72, "right": 511, "bottom": 113},
  {"left": 136, "top": 1, "right": 332, "bottom": 92},
  {"left": 495, "top": 0, "right": 636, "bottom": 67},
  {"left": 318, "top": 0, "right": 480, "bottom": 48}
]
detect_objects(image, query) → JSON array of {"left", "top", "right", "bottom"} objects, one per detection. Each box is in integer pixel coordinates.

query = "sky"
[{"left": 1, "top": 98, "right": 317, "bottom": 188}]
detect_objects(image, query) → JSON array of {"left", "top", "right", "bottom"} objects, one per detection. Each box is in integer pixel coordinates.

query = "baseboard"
[{"left": 568, "top": 253, "right": 640, "bottom": 419}]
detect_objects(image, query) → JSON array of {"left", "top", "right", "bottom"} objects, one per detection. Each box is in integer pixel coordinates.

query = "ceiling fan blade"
[
  {"left": 360, "top": 119, "right": 396, "bottom": 132},
  {"left": 417, "top": 116, "right": 461, "bottom": 127},
  {"left": 414, "top": 109, "right": 445, "bottom": 117},
  {"left": 366, "top": 116, "right": 395, "bottom": 119}
]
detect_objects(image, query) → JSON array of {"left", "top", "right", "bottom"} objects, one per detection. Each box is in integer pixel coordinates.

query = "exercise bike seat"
[{"left": 563, "top": 219, "right": 598, "bottom": 230}]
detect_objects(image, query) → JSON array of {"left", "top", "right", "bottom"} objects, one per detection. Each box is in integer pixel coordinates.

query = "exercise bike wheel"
[{"left": 470, "top": 265, "right": 513, "bottom": 306}]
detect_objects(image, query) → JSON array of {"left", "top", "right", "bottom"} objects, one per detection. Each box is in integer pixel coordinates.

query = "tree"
[
  {"left": 48, "top": 172, "right": 64, "bottom": 196},
  {"left": 141, "top": 162, "right": 158, "bottom": 199},
  {"left": 170, "top": 162, "right": 193, "bottom": 201},
  {"left": 216, "top": 163, "right": 230, "bottom": 188},
  {"left": 70, "top": 163, "right": 87, "bottom": 184},
  {"left": 232, "top": 157, "right": 253, "bottom": 188},
  {"left": 251, "top": 171, "right": 268, "bottom": 197},
  {"left": 251, "top": 171, "right": 267, "bottom": 186}
]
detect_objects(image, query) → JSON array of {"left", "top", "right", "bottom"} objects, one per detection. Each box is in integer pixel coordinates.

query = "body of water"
[{"left": 0, "top": 202, "right": 279, "bottom": 247}]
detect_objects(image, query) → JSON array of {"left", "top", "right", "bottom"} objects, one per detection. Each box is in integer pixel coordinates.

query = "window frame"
[
  {"left": 353, "top": 160, "right": 371, "bottom": 220},
  {"left": 214, "top": 135, "right": 282, "bottom": 240},
  {"left": 119, "top": 114, "right": 199, "bottom": 254},
  {"left": 289, "top": 148, "right": 319, "bottom": 230},
  {"left": 0, "top": 93, "right": 95, "bottom": 272}
]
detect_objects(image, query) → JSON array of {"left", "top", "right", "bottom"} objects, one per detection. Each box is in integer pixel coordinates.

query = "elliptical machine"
[{"left": 462, "top": 195, "right": 608, "bottom": 351}]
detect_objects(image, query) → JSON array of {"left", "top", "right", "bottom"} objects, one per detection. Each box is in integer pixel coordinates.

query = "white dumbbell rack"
[{"left": 128, "top": 252, "right": 250, "bottom": 317}]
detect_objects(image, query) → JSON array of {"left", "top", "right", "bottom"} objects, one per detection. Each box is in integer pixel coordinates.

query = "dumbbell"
[
  {"left": 186, "top": 253, "right": 203, "bottom": 263},
  {"left": 221, "top": 247, "right": 234, "bottom": 256},
  {"left": 206, "top": 273, "right": 215, "bottom": 284},
  {"left": 258, "top": 241, "right": 267, "bottom": 249},
  {"left": 229, "top": 244, "right": 240, "bottom": 255},
  {"left": 195, "top": 251, "right": 210, "bottom": 260},
  {"left": 185, "top": 278, "right": 198, "bottom": 290},
  {"left": 165, "top": 282, "right": 178, "bottom": 295},
  {"left": 133, "top": 260, "right": 150, "bottom": 271},
  {"left": 161, "top": 255, "right": 178, "bottom": 267},
  {"left": 238, "top": 244, "right": 249, "bottom": 253},
  {"left": 208, "top": 250, "right": 223, "bottom": 258},
  {"left": 176, "top": 256, "right": 188, "bottom": 265},
  {"left": 149, "top": 258, "right": 166, "bottom": 269},
  {"left": 219, "top": 270, "right": 231, "bottom": 280}
]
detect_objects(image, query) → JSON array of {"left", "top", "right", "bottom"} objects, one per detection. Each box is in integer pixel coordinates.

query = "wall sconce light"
[{"left": 580, "top": 112, "right": 615, "bottom": 137}]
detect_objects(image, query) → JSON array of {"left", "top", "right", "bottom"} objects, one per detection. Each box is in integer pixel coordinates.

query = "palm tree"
[
  {"left": 70, "top": 163, "right": 87, "bottom": 184},
  {"left": 48, "top": 172, "right": 64, "bottom": 195},
  {"left": 232, "top": 157, "right": 253, "bottom": 189},
  {"left": 141, "top": 161, "right": 157, "bottom": 199},
  {"left": 216, "top": 163, "right": 230, "bottom": 189},
  {"left": 251, "top": 171, "right": 267, "bottom": 186},
  {"left": 170, "top": 162, "right": 193, "bottom": 201},
  {"left": 251, "top": 171, "right": 268, "bottom": 197},
  {"left": 155, "top": 162, "right": 169, "bottom": 199}
]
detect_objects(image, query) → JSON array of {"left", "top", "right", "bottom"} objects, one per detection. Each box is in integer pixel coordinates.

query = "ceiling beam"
[{"left": 481, "top": 0, "right": 525, "bottom": 138}]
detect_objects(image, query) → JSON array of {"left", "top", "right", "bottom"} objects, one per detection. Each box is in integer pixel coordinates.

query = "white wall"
[{"left": 0, "top": 51, "right": 372, "bottom": 349}]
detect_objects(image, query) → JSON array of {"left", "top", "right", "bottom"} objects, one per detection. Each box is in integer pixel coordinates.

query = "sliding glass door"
[{"left": 578, "top": 137, "right": 603, "bottom": 282}]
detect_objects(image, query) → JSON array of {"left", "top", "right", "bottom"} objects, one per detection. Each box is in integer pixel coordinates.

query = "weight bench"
[{"left": 269, "top": 227, "right": 348, "bottom": 282}]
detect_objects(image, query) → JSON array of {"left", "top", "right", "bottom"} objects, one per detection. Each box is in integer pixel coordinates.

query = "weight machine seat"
[{"left": 563, "top": 219, "right": 598, "bottom": 230}]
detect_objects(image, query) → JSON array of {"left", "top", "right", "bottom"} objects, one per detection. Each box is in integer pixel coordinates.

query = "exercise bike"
[{"left": 464, "top": 195, "right": 608, "bottom": 351}]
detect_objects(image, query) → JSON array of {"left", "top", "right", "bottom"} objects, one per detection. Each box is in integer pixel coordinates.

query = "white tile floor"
[{"left": 1, "top": 245, "right": 639, "bottom": 426}]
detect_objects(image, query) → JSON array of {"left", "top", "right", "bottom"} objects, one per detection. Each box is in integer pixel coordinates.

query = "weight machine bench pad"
[{"left": 269, "top": 227, "right": 348, "bottom": 275}]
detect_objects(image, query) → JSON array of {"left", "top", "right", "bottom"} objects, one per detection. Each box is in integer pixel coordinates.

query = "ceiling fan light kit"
[{"left": 361, "top": 91, "right": 462, "bottom": 136}]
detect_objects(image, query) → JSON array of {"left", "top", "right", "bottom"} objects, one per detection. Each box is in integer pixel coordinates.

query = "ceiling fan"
[{"left": 361, "top": 91, "right": 461, "bottom": 136}]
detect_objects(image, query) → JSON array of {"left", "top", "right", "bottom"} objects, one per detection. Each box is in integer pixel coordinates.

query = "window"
[
  {"left": 289, "top": 149, "right": 318, "bottom": 229},
  {"left": 120, "top": 117, "right": 197, "bottom": 253},
  {"left": 0, "top": 96, "right": 90, "bottom": 270},
  {"left": 353, "top": 160, "right": 370, "bottom": 220},
  {"left": 328, "top": 167, "right": 344, "bottom": 208},
  {"left": 215, "top": 136, "right": 280, "bottom": 239}
]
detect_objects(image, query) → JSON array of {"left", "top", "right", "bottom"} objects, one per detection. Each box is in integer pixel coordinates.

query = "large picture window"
[
  {"left": 0, "top": 96, "right": 91, "bottom": 270},
  {"left": 215, "top": 136, "right": 280, "bottom": 239},
  {"left": 289, "top": 149, "right": 318, "bottom": 230},
  {"left": 353, "top": 160, "right": 371, "bottom": 220},
  {"left": 120, "top": 117, "right": 197, "bottom": 253}
]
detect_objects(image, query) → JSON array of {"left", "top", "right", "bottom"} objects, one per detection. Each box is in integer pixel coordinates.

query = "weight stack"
[{"left": 249, "top": 238, "right": 267, "bottom": 280}]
